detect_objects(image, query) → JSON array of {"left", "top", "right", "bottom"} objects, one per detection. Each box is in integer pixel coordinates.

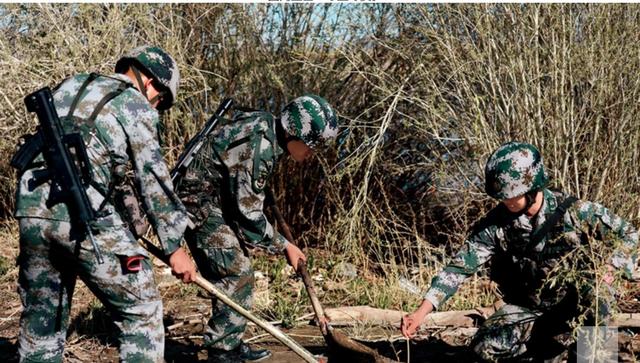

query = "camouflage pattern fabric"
[
  {"left": 484, "top": 142, "right": 547, "bottom": 200},
  {"left": 185, "top": 211, "right": 255, "bottom": 350},
  {"left": 15, "top": 73, "right": 187, "bottom": 362},
  {"left": 114, "top": 177, "right": 149, "bottom": 239},
  {"left": 470, "top": 304, "right": 540, "bottom": 361},
  {"left": 17, "top": 218, "right": 163, "bottom": 363},
  {"left": 15, "top": 73, "right": 188, "bottom": 255},
  {"left": 115, "top": 45, "right": 180, "bottom": 110},
  {"left": 177, "top": 109, "right": 288, "bottom": 253},
  {"left": 423, "top": 188, "right": 637, "bottom": 360},
  {"left": 471, "top": 294, "right": 615, "bottom": 362},
  {"left": 176, "top": 109, "right": 288, "bottom": 350},
  {"left": 280, "top": 95, "right": 338, "bottom": 148}
]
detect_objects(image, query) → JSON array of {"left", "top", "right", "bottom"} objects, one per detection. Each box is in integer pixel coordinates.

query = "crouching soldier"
[
  {"left": 13, "top": 46, "right": 196, "bottom": 363},
  {"left": 401, "top": 142, "right": 638, "bottom": 362},
  {"left": 175, "top": 96, "right": 339, "bottom": 362}
]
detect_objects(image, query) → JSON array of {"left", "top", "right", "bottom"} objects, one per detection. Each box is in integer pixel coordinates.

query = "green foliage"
[
  {"left": 271, "top": 291, "right": 306, "bottom": 329},
  {"left": 178, "top": 281, "right": 200, "bottom": 298}
]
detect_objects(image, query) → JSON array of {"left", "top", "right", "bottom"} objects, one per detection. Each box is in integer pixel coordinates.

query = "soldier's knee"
[
  {"left": 18, "top": 333, "right": 65, "bottom": 363},
  {"left": 119, "top": 297, "right": 163, "bottom": 324},
  {"left": 471, "top": 336, "right": 501, "bottom": 362},
  {"left": 471, "top": 330, "right": 527, "bottom": 362}
]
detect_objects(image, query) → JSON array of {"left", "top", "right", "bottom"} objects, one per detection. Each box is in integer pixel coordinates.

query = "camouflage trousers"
[
  {"left": 471, "top": 304, "right": 544, "bottom": 362},
  {"left": 186, "top": 211, "right": 254, "bottom": 351},
  {"left": 17, "top": 217, "right": 163, "bottom": 363},
  {"left": 471, "top": 291, "right": 615, "bottom": 362}
]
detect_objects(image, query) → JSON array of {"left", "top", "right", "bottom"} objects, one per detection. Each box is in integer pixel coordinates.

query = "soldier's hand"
[
  {"left": 284, "top": 243, "right": 306, "bottom": 271},
  {"left": 401, "top": 299, "right": 434, "bottom": 338},
  {"left": 401, "top": 313, "right": 422, "bottom": 338},
  {"left": 168, "top": 247, "right": 196, "bottom": 283},
  {"left": 603, "top": 264, "right": 615, "bottom": 285}
]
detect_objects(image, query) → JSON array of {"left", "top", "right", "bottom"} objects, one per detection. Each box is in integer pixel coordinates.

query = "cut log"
[
  {"left": 324, "top": 303, "right": 640, "bottom": 329},
  {"left": 324, "top": 301, "right": 504, "bottom": 328},
  {"left": 613, "top": 313, "right": 640, "bottom": 328}
]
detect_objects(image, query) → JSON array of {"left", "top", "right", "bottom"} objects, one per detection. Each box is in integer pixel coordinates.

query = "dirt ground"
[
  {"left": 1, "top": 241, "right": 640, "bottom": 362},
  {"left": 0, "top": 264, "right": 483, "bottom": 363}
]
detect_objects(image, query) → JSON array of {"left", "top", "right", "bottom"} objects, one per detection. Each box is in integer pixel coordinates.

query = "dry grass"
[{"left": 1, "top": 3, "right": 640, "bottom": 336}]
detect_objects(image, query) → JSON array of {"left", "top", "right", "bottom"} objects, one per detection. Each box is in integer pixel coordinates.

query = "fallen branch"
[
  {"left": 323, "top": 303, "right": 640, "bottom": 329},
  {"left": 613, "top": 313, "right": 640, "bottom": 328},
  {"left": 167, "top": 319, "right": 204, "bottom": 331},
  {"left": 324, "top": 302, "right": 503, "bottom": 328}
]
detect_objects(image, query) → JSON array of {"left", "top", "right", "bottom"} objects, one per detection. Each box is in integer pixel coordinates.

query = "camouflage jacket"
[
  {"left": 424, "top": 189, "right": 638, "bottom": 309},
  {"left": 15, "top": 73, "right": 187, "bottom": 255},
  {"left": 176, "top": 109, "right": 289, "bottom": 253}
]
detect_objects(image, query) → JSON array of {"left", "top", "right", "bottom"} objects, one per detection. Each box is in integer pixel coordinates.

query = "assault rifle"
[
  {"left": 20, "top": 87, "right": 104, "bottom": 264},
  {"left": 171, "top": 98, "right": 234, "bottom": 182}
]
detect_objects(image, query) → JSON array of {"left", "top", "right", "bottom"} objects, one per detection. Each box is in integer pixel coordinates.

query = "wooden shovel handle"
[
  {"left": 139, "top": 236, "right": 319, "bottom": 363},
  {"left": 266, "top": 189, "right": 329, "bottom": 335}
]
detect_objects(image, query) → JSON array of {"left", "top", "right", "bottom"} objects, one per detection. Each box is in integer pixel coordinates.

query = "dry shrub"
[{"left": 1, "top": 4, "right": 639, "bottom": 308}]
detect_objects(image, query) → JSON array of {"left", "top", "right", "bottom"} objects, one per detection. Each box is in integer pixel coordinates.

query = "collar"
[
  {"left": 109, "top": 73, "right": 135, "bottom": 86},
  {"left": 531, "top": 188, "right": 556, "bottom": 228},
  {"left": 529, "top": 189, "right": 561, "bottom": 251},
  {"left": 511, "top": 188, "right": 556, "bottom": 233}
]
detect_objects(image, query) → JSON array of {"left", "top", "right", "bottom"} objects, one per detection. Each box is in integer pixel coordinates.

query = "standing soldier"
[
  {"left": 401, "top": 142, "right": 638, "bottom": 361},
  {"left": 176, "top": 96, "right": 339, "bottom": 362},
  {"left": 13, "top": 46, "right": 196, "bottom": 363}
]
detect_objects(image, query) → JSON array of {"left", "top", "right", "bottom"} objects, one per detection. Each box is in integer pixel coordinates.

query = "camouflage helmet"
[
  {"left": 280, "top": 95, "right": 338, "bottom": 148},
  {"left": 484, "top": 142, "right": 547, "bottom": 200},
  {"left": 115, "top": 45, "right": 180, "bottom": 110}
]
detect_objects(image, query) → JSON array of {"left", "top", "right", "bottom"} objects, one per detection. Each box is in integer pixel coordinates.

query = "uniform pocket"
[
  {"left": 112, "top": 255, "right": 159, "bottom": 303},
  {"left": 203, "top": 246, "right": 251, "bottom": 279}
]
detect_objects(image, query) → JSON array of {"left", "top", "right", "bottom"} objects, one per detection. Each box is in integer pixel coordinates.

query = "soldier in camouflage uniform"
[
  {"left": 14, "top": 46, "right": 196, "bottom": 363},
  {"left": 401, "top": 142, "right": 638, "bottom": 362},
  {"left": 175, "top": 95, "right": 339, "bottom": 362}
]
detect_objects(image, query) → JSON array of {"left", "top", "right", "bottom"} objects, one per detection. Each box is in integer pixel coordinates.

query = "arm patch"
[{"left": 252, "top": 134, "right": 276, "bottom": 193}]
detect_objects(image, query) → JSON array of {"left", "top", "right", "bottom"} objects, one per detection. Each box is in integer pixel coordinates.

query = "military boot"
[
  {"left": 207, "top": 347, "right": 243, "bottom": 363},
  {"left": 238, "top": 343, "right": 271, "bottom": 362},
  {"left": 208, "top": 343, "right": 271, "bottom": 363}
]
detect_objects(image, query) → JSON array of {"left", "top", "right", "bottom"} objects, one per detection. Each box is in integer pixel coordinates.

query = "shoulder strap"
[
  {"left": 68, "top": 74, "right": 130, "bottom": 211},
  {"left": 86, "top": 81, "right": 129, "bottom": 126},
  {"left": 530, "top": 196, "right": 578, "bottom": 246},
  {"left": 233, "top": 105, "right": 260, "bottom": 113},
  {"left": 67, "top": 73, "right": 100, "bottom": 118},
  {"left": 67, "top": 73, "right": 130, "bottom": 126}
]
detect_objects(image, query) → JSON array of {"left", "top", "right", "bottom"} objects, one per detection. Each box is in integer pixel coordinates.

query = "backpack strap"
[
  {"left": 66, "top": 74, "right": 131, "bottom": 212},
  {"left": 91, "top": 80, "right": 131, "bottom": 212},
  {"left": 530, "top": 195, "right": 578, "bottom": 247},
  {"left": 67, "top": 73, "right": 99, "bottom": 118},
  {"left": 86, "top": 81, "right": 129, "bottom": 127}
]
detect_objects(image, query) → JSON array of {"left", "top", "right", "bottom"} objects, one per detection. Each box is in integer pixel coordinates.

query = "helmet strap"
[
  {"left": 524, "top": 190, "right": 537, "bottom": 209},
  {"left": 520, "top": 189, "right": 539, "bottom": 216},
  {"left": 131, "top": 64, "right": 148, "bottom": 100},
  {"left": 148, "top": 90, "right": 165, "bottom": 106}
]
